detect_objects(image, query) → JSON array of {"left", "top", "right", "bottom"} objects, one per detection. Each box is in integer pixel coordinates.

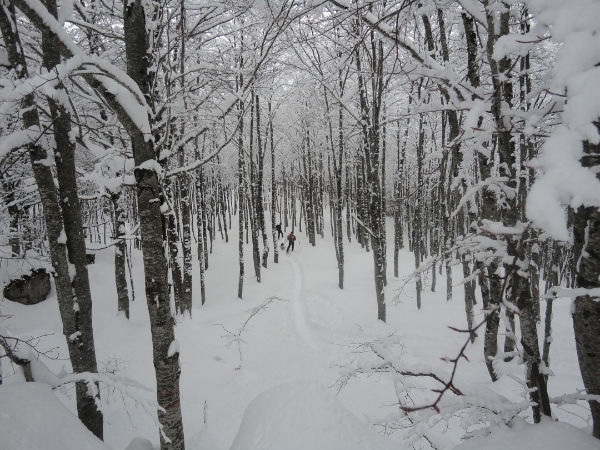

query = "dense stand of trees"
[{"left": 0, "top": 0, "right": 598, "bottom": 447}]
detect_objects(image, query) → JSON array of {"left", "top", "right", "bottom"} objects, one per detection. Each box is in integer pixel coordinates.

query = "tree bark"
[
  {"left": 255, "top": 95, "right": 269, "bottom": 268},
  {"left": 167, "top": 204, "right": 184, "bottom": 314},
  {"left": 572, "top": 125, "right": 600, "bottom": 438},
  {"left": 112, "top": 192, "right": 130, "bottom": 319},
  {"left": 269, "top": 101, "right": 279, "bottom": 264},
  {"left": 124, "top": 0, "right": 185, "bottom": 446},
  {"left": 41, "top": 0, "right": 103, "bottom": 436},
  {"left": 237, "top": 67, "right": 245, "bottom": 298},
  {"left": 304, "top": 129, "right": 316, "bottom": 246},
  {"left": 355, "top": 35, "right": 386, "bottom": 321},
  {"left": 0, "top": 2, "right": 103, "bottom": 437},
  {"left": 483, "top": 2, "right": 548, "bottom": 420},
  {"left": 195, "top": 143, "right": 207, "bottom": 306},
  {"left": 248, "top": 94, "right": 261, "bottom": 282},
  {"left": 179, "top": 173, "right": 193, "bottom": 315}
]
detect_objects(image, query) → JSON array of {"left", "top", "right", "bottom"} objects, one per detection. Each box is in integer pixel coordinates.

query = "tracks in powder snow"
[{"left": 286, "top": 255, "right": 322, "bottom": 352}]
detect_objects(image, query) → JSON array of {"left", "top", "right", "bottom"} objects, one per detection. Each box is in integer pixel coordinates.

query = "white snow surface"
[
  {"left": 124, "top": 437, "right": 154, "bottom": 450},
  {"left": 455, "top": 418, "right": 599, "bottom": 450},
  {"left": 0, "top": 382, "right": 109, "bottom": 450},
  {"left": 167, "top": 339, "right": 180, "bottom": 357},
  {"left": 229, "top": 381, "right": 397, "bottom": 450},
  {"left": 0, "top": 216, "right": 594, "bottom": 449}
]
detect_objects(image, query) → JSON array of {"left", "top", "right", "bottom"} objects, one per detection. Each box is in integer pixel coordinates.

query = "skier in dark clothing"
[
  {"left": 286, "top": 231, "right": 296, "bottom": 254},
  {"left": 276, "top": 223, "right": 283, "bottom": 239}
]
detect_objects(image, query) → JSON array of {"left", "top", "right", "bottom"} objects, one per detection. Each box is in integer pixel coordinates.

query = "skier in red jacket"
[{"left": 286, "top": 231, "right": 296, "bottom": 254}]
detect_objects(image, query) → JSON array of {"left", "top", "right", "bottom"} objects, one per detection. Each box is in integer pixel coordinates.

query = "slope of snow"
[
  {"left": 229, "top": 381, "right": 398, "bottom": 450},
  {"left": 0, "top": 382, "right": 109, "bottom": 450},
  {"left": 0, "top": 214, "right": 592, "bottom": 449},
  {"left": 455, "top": 419, "right": 599, "bottom": 450}
]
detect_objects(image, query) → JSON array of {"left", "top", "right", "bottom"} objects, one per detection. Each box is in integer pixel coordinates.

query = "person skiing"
[
  {"left": 286, "top": 231, "right": 296, "bottom": 254},
  {"left": 275, "top": 223, "right": 283, "bottom": 239}
]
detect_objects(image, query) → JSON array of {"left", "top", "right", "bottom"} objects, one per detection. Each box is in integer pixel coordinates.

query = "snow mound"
[
  {"left": 455, "top": 419, "right": 599, "bottom": 450},
  {"left": 0, "top": 382, "right": 109, "bottom": 450},
  {"left": 125, "top": 437, "right": 155, "bottom": 450},
  {"left": 229, "top": 381, "right": 397, "bottom": 450}
]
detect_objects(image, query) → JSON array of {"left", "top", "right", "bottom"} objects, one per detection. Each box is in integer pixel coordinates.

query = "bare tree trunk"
[
  {"left": 124, "top": 0, "right": 185, "bottom": 446},
  {"left": 167, "top": 204, "right": 184, "bottom": 314},
  {"left": 292, "top": 184, "right": 297, "bottom": 231},
  {"left": 427, "top": 9, "right": 471, "bottom": 332},
  {"left": 177, "top": 1, "right": 192, "bottom": 316},
  {"left": 40, "top": 0, "right": 103, "bottom": 436},
  {"left": 324, "top": 84, "right": 345, "bottom": 288},
  {"left": 542, "top": 242, "right": 562, "bottom": 374},
  {"left": 0, "top": 4, "right": 103, "bottom": 438},
  {"left": 237, "top": 62, "right": 245, "bottom": 298},
  {"left": 283, "top": 169, "right": 289, "bottom": 230},
  {"left": 572, "top": 126, "right": 600, "bottom": 438},
  {"left": 112, "top": 192, "right": 130, "bottom": 319},
  {"left": 179, "top": 174, "right": 193, "bottom": 315},
  {"left": 345, "top": 165, "right": 352, "bottom": 243},
  {"left": 248, "top": 94, "right": 261, "bottom": 282},
  {"left": 335, "top": 99, "right": 345, "bottom": 289},
  {"left": 1, "top": 169, "right": 21, "bottom": 257},
  {"left": 356, "top": 36, "right": 386, "bottom": 321},
  {"left": 317, "top": 152, "right": 325, "bottom": 239},
  {"left": 393, "top": 125, "right": 402, "bottom": 278},
  {"left": 381, "top": 107, "right": 387, "bottom": 286},
  {"left": 512, "top": 229, "right": 551, "bottom": 422},
  {"left": 195, "top": 145, "right": 207, "bottom": 306},
  {"left": 461, "top": 6, "right": 499, "bottom": 382},
  {"left": 255, "top": 95, "right": 269, "bottom": 268},
  {"left": 304, "top": 129, "right": 316, "bottom": 246},
  {"left": 199, "top": 169, "right": 209, "bottom": 270},
  {"left": 356, "top": 160, "right": 364, "bottom": 248},
  {"left": 484, "top": 2, "right": 548, "bottom": 421},
  {"left": 462, "top": 254, "right": 476, "bottom": 342},
  {"left": 269, "top": 101, "right": 279, "bottom": 264},
  {"left": 414, "top": 112, "right": 424, "bottom": 310}
]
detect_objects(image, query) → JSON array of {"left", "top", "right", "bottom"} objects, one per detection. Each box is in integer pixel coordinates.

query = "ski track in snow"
[{"left": 287, "top": 255, "right": 321, "bottom": 352}]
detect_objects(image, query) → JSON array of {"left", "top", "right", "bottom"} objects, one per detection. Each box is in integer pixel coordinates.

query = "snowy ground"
[{"left": 0, "top": 215, "right": 595, "bottom": 449}]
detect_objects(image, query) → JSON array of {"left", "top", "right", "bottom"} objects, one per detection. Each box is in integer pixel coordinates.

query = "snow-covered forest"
[{"left": 0, "top": 0, "right": 599, "bottom": 449}]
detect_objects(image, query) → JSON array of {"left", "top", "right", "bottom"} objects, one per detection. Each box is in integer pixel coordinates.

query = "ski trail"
[{"left": 287, "top": 256, "right": 321, "bottom": 352}]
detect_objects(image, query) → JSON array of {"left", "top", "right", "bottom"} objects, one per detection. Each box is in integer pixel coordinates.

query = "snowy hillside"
[{"left": 0, "top": 218, "right": 593, "bottom": 449}]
